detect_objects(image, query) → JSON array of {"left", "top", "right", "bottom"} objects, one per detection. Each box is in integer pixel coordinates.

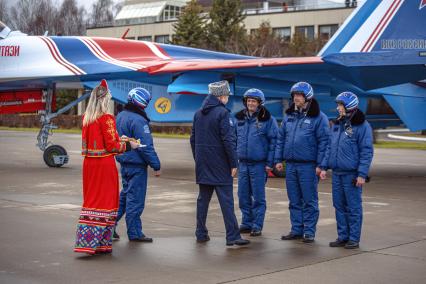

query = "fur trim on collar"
[
  {"left": 334, "top": 109, "right": 365, "bottom": 126},
  {"left": 235, "top": 106, "right": 271, "bottom": 122},
  {"left": 285, "top": 98, "right": 320, "bottom": 117}
]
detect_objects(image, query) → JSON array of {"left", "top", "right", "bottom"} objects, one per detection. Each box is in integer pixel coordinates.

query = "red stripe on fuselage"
[
  {"left": 38, "top": 37, "right": 82, "bottom": 75},
  {"left": 91, "top": 38, "right": 171, "bottom": 65}
]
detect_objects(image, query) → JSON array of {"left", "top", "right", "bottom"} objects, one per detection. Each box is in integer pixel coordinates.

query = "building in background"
[{"left": 87, "top": 0, "right": 357, "bottom": 44}]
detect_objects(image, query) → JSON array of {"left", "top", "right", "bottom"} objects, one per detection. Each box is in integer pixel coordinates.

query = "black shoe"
[
  {"left": 329, "top": 239, "right": 348, "bottom": 247},
  {"left": 344, "top": 241, "right": 359, "bottom": 249},
  {"left": 250, "top": 230, "right": 262, "bottom": 237},
  {"left": 226, "top": 238, "right": 250, "bottom": 246},
  {"left": 129, "top": 236, "right": 153, "bottom": 243},
  {"left": 281, "top": 232, "right": 303, "bottom": 240},
  {"left": 239, "top": 227, "right": 252, "bottom": 234},
  {"left": 112, "top": 231, "right": 120, "bottom": 241},
  {"left": 196, "top": 236, "right": 210, "bottom": 243},
  {"left": 302, "top": 235, "right": 315, "bottom": 243}
]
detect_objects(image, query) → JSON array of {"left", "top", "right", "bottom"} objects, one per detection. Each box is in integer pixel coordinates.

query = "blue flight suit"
[
  {"left": 234, "top": 106, "right": 278, "bottom": 231},
  {"left": 115, "top": 104, "right": 161, "bottom": 240},
  {"left": 322, "top": 110, "right": 373, "bottom": 242},
  {"left": 190, "top": 95, "right": 241, "bottom": 243},
  {"left": 275, "top": 98, "right": 329, "bottom": 237}
]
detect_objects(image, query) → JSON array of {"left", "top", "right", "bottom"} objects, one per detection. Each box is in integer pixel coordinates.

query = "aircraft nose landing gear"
[
  {"left": 43, "top": 145, "right": 68, "bottom": 167},
  {"left": 36, "top": 87, "right": 90, "bottom": 168}
]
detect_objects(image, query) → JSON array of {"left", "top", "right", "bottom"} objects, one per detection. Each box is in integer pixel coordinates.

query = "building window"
[
  {"left": 162, "top": 5, "right": 181, "bottom": 21},
  {"left": 155, "top": 35, "right": 170, "bottom": 43},
  {"left": 319, "top": 24, "right": 338, "bottom": 40},
  {"left": 138, "top": 36, "right": 152, "bottom": 41},
  {"left": 273, "top": 27, "right": 291, "bottom": 41},
  {"left": 295, "top": 26, "right": 314, "bottom": 40}
]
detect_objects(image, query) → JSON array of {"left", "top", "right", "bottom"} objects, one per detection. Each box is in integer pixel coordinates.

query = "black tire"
[
  {"left": 43, "top": 145, "right": 67, "bottom": 168},
  {"left": 272, "top": 166, "right": 286, "bottom": 178}
]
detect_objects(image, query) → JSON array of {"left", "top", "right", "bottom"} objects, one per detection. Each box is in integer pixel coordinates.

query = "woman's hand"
[{"left": 129, "top": 140, "right": 139, "bottom": 149}]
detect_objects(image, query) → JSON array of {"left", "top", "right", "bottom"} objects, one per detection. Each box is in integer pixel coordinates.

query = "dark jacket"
[
  {"left": 274, "top": 98, "right": 330, "bottom": 165},
  {"left": 322, "top": 110, "right": 373, "bottom": 178},
  {"left": 190, "top": 95, "right": 238, "bottom": 185},
  {"left": 234, "top": 106, "right": 278, "bottom": 167},
  {"left": 115, "top": 104, "right": 161, "bottom": 170}
]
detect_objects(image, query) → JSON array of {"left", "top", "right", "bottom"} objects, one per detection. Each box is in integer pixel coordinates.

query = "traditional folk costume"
[{"left": 74, "top": 81, "right": 129, "bottom": 255}]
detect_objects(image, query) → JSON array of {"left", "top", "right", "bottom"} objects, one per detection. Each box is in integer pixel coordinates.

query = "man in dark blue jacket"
[
  {"left": 190, "top": 80, "right": 250, "bottom": 246},
  {"left": 235, "top": 88, "right": 278, "bottom": 237},
  {"left": 115, "top": 87, "right": 161, "bottom": 242},
  {"left": 322, "top": 92, "right": 373, "bottom": 249},
  {"left": 274, "top": 82, "right": 330, "bottom": 243}
]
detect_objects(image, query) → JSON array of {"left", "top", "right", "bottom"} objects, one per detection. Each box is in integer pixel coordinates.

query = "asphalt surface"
[{"left": 0, "top": 130, "right": 425, "bottom": 284}]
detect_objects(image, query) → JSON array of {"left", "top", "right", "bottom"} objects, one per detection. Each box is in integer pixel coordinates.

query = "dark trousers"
[
  {"left": 117, "top": 166, "right": 148, "bottom": 240},
  {"left": 196, "top": 184, "right": 241, "bottom": 242},
  {"left": 285, "top": 162, "right": 319, "bottom": 237},
  {"left": 332, "top": 172, "right": 363, "bottom": 242},
  {"left": 238, "top": 162, "right": 267, "bottom": 231}
]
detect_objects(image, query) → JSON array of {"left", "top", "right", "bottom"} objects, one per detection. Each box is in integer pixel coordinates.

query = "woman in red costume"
[{"left": 74, "top": 79, "right": 138, "bottom": 255}]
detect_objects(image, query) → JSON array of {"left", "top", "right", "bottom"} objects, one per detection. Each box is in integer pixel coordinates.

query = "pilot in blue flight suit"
[
  {"left": 114, "top": 87, "right": 161, "bottom": 242},
  {"left": 275, "top": 82, "right": 330, "bottom": 243},
  {"left": 235, "top": 88, "right": 278, "bottom": 236},
  {"left": 323, "top": 92, "right": 373, "bottom": 249}
]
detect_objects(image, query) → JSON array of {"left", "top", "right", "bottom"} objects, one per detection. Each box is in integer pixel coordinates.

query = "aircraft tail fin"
[
  {"left": 369, "top": 83, "right": 426, "bottom": 131},
  {"left": 319, "top": 0, "right": 426, "bottom": 56}
]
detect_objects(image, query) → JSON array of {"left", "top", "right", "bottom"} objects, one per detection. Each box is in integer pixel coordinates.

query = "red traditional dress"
[{"left": 74, "top": 114, "right": 127, "bottom": 254}]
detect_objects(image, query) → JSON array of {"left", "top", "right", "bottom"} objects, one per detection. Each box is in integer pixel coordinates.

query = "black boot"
[
  {"left": 226, "top": 238, "right": 250, "bottom": 246},
  {"left": 196, "top": 236, "right": 210, "bottom": 243},
  {"left": 344, "top": 241, "right": 359, "bottom": 249},
  {"left": 129, "top": 236, "right": 153, "bottom": 243},
  {"left": 281, "top": 232, "right": 303, "bottom": 240},
  {"left": 239, "top": 227, "right": 252, "bottom": 234},
  {"left": 329, "top": 239, "right": 348, "bottom": 247},
  {"left": 250, "top": 230, "right": 262, "bottom": 237},
  {"left": 302, "top": 235, "right": 315, "bottom": 243}
]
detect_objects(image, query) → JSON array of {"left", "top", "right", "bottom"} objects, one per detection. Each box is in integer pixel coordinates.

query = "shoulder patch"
[{"left": 143, "top": 124, "right": 150, "bottom": 134}]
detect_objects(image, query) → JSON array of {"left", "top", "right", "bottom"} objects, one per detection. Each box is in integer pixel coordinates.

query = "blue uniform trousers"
[
  {"left": 238, "top": 162, "right": 267, "bottom": 231},
  {"left": 285, "top": 162, "right": 319, "bottom": 237},
  {"left": 117, "top": 166, "right": 148, "bottom": 240},
  {"left": 332, "top": 172, "right": 363, "bottom": 242},
  {"left": 196, "top": 184, "right": 241, "bottom": 242}
]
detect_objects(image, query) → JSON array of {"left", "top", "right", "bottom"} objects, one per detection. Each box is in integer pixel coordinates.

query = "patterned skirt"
[{"left": 74, "top": 156, "right": 119, "bottom": 254}]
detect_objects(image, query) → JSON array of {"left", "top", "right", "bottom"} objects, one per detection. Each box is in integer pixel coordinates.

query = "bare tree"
[
  {"left": 90, "top": 0, "right": 114, "bottom": 26},
  {"left": 9, "top": 0, "right": 58, "bottom": 35},
  {"left": 113, "top": 1, "right": 123, "bottom": 18},
  {"left": 243, "top": 22, "right": 287, "bottom": 57},
  {"left": 57, "top": 0, "right": 86, "bottom": 36},
  {"left": 0, "top": 0, "right": 9, "bottom": 24}
]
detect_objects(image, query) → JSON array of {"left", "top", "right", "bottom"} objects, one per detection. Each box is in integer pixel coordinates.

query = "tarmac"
[{"left": 0, "top": 130, "right": 425, "bottom": 284}]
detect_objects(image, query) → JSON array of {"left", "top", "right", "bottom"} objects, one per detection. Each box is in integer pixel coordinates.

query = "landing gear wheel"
[{"left": 43, "top": 145, "right": 68, "bottom": 168}]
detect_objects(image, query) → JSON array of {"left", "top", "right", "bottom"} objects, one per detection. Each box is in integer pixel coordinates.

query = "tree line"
[
  {"left": 1, "top": 0, "right": 327, "bottom": 56},
  {"left": 172, "top": 0, "right": 327, "bottom": 57},
  {"left": 0, "top": 0, "right": 121, "bottom": 36}
]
